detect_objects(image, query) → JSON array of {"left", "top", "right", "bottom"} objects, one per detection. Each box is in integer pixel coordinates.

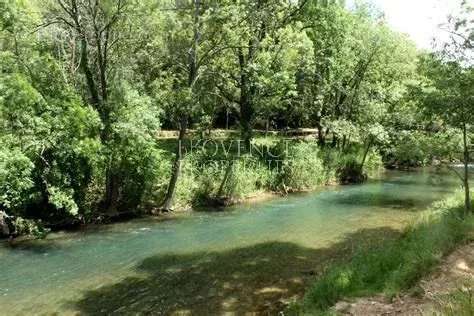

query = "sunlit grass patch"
[
  {"left": 437, "top": 287, "right": 474, "bottom": 316},
  {"left": 297, "top": 192, "right": 474, "bottom": 314}
]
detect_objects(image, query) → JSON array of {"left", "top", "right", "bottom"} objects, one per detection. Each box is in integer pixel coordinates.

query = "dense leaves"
[{"left": 0, "top": 0, "right": 471, "bottom": 235}]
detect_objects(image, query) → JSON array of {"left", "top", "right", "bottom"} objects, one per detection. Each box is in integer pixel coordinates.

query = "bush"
[
  {"left": 276, "top": 142, "right": 326, "bottom": 192},
  {"left": 334, "top": 149, "right": 382, "bottom": 184},
  {"left": 12, "top": 217, "right": 49, "bottom": 239},
  {"left": 387, "top": 130, "right": 463, "bottom": 168},
  {"left": 0, "top": 145, "right": 34, "bottom": 213},
  {"left": 336, "top": 155, "right": 367, "bottom": 184},
  {"left": 0, "top": 70, "right": 101, "bottom": 221},
  {"left": 222, "top": 155, "right": 272, "bottom": 199},
  {"left": 188, "top": 152, "right": 273, "bottom": 206},
  {"left": 101, "top": 82, "right": 164, "bottom": 213}
]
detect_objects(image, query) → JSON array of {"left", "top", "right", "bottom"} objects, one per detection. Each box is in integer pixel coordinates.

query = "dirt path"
[{"left": 333, "top": 242, "right": 474, "bottom": 315}]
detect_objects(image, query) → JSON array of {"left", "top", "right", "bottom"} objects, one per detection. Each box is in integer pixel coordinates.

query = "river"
[{"left": 0, "top": 169, "right": 462, "bottom": 315}]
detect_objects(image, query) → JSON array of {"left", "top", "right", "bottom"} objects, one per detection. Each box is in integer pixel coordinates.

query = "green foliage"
[
  {"left": 0, "top": 65, "right": 101, "bottom": 219},
  {"left": 224, "top": 156, "right": 273, "bottom": 199},
  {"left": 438, "top": 288, "right": 474, "bottom": 316},
  {"left": 387, "top": 130, "right": 463, "bottom": 167},
  {"left": 0, "top": 0, "right": 460, "bottom": 231},
  {"left": 334, "top": 149, "right": 382, "bottom": 184},
  {"left": 277, "top": 142, "right": 326, "bottom": 191},
  {"left": 174, "top": 152, "right": 273, "bottom": 208},
  {"left": 106, "top": 82, "right": 164, "bottom": 211},
  {"left": 0, "top": 145, "right": 34, "bottom": 212},
  {"left": 159, "top": 140, "right": 385, "bottom": 208},
  {"left": 12, "top": 216, "right": 49, "bottom": 239},
  {"left": 301, "top": 193, "right": 474, "bottom": 313}
]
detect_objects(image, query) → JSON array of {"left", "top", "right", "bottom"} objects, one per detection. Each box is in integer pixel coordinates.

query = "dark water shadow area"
[
  {"left": 330, "top": 192, "right": 423, "bottom": 210},
  {"left": 70, "top": 227, "right": 401, "bottom": 315}
]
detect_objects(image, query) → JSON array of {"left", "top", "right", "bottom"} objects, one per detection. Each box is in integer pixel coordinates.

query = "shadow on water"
[
  {"left": 4, "top": 240, "right": 64, "bottom": 254},
  {"left": 70, "top": 227, "right": 402, "bottom": 315},
  {"left": 330, "top": 192, "right": 422, "bottom": 210}
]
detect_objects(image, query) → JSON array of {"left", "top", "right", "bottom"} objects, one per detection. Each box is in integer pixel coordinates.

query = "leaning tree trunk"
[
  {"left": 161, "top": 0, "right": 201, "bottom": 212},
  {"left": 0, "top": 211, "right": 11, "bottom": 237},
  {"left": 217, "top": 159, "right": 235, "bottom": 198},
  {"left": 161, "top": 123, "right": 187, "bottom": 212},
  {"left": 360, "top": 137, "right": 374, "bottom": 173},
  {"left": 104, "top": 168, "right": 120, "bottom": 214},
  {"left": 341, "top": 135, "right": 347, "bottom": 151},
  {"left": 315, "top": 120, "right": 325, "bottom": 146},
  {"left": 463, "top": 123, "right": 471, "bottom": 214}
]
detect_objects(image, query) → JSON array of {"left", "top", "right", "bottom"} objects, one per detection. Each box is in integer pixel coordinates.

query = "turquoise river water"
[{"left": 0, "top": 169, "right": 464, "bottom": 315}]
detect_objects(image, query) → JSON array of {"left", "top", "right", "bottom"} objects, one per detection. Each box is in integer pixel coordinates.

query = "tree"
[
  {"left": 215, "top": 0, "right": 309, "bottom": 148},
  {"left": 420, "top": 56, "right": 473, "bottom": 213},
  {"left": 418, "top": 1, "right": 474, "bottom": 213},
  {"left": 41, "top": 0, "right": 131, "bottom": 214},
  {"left": 152, "top": 0, "right": 229, "bottom": 211},
  {"left": 0, "top": 0, "right": 101, "bottom": 222}
]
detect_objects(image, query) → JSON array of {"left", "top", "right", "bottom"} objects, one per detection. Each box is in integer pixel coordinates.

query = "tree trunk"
[
  {"left": 217, "top": 160, "right": 234, "bottom": 198},
  {"left": 316, "top": 121, "right": 325, "bottom": 146},
  {"left": 104, "top": 168, "right": 120, "bottom": 214},
  {"left": 162, "top": 123, "right": 187, "bottom": 212},
  {"left": 360, "top": 137, "right": 374, "bottom": 173},
  {"left": 0, "top": 211, "right": 11, "bottom": 237},
  {"left": 342, "top": 135, "right": 347, "bottom": 151},
  {"left": 239, "top": 58, "right": 254, "bottom": 150},
  {"left": 62, "top": 0, "right": 119, "bottom": 215},
  {"left": 331, "top": 134, "right": 337, "bottom": 148},
  {"left": 161, "top": 0, "right": 200, "bottom": 212},
  {"left": 463, "top": 123, "right": 471, "bottom": 214}
]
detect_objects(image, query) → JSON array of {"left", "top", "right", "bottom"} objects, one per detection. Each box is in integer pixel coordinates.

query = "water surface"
[{"left": 0, "top": 169, "right": 462, "bottom": 315}]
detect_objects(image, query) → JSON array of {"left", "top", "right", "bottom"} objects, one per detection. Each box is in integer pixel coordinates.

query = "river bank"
[
  {"left": 295, "top": 192, "right": 474, "bottom": 315},
  {"left": 0, "top": 169, "right": 461, "bottom": 315},
  {"left": 2, "top": 137, "right": 382, "bottom": 237},
  {"left": 332, "top": 241, "right": 474, "bottom": 315}
]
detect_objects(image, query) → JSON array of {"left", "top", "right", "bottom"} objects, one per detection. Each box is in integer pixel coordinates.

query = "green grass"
[
  {"left": 155, "top": 136, "right": 385, "bottom": 209},
  {"left": 438, "top": 287, "right": 474, "bottom": 316},
  {"left": 296, "top": 193, "right": 474, "bottom": 315}
]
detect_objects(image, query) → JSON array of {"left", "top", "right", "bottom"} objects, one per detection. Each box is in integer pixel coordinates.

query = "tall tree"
[
  {"left": 42, "top": 0, "right": 130, "bottom": 213},
  {"left": 216, "top": 0, "right": 309, "bottom": 148},
  {"left": 155, "top": 0, "right": 228, "bottom": 211},
  {"left": 428, "top": 1, "right": 474, "bottom": 213},
  {"left": 420, "top": 57, "right": 473, "bottom": 213}
]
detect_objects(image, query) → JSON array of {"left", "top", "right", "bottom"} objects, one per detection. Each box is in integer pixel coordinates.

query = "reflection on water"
[{"left": 0, "top": 169, "right": 462, "bottom": 315}]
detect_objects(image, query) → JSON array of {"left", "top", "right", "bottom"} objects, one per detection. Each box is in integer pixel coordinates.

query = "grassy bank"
[
  {"left": 0, "top": 135, "right": 383, "bottom": 239},
  {"left": 289, "top": 193, "right": 474, "bottom": 315},
  {"left": 157, "top": 137, "right": 383, "bottom": 211}
]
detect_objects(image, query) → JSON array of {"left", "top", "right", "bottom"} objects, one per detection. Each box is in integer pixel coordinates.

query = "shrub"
[
  {"left": 0, "top": 70, "right": 101, "bottom": 221},
  {"left": 276, "top": 142, "right": 326, "bottom": 191},
  {"left": 12, "top": 217, "right": 49, "bottom": 239},
  {"left": 0, "top": 145, "right": 34, "bottom": 214},
  {"left": 387, "top": 130, "right": 463, "bottom": 168},
  {"left": 223, "top": 155, "right": 273, "bottom": 199},
  {"left": 191, "top": 154, "right": 273, "bottom": 205},
  {"left": 336, "top": 149, "right": 383, "bottom": 184}
]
